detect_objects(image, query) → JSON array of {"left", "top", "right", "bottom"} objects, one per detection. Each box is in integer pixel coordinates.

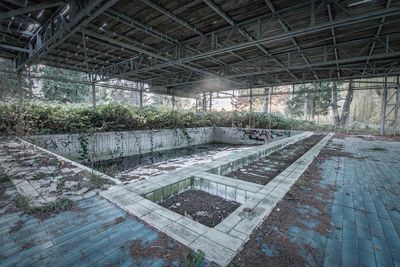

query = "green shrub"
[{"left": 0, "top": 101, "right": 316, "bottom": 135}]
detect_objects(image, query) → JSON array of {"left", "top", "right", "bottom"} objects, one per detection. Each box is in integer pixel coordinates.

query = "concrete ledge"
[
  {"left": 99, "top": 132, "right": 334, "bottom": 266},
  {"left": 18, "top": 138, "right": 121, "bottom": 185},
  {"left": 195, "top": 172, "right": 264, "bottom": 193}
]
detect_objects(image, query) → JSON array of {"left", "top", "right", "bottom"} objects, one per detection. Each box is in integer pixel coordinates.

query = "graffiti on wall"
[
  {"left": 244, "top": 129, "right": 273, "bottom": 143},
  {"left": 43, "top": 137, "right": 72, "bottom": 150}
]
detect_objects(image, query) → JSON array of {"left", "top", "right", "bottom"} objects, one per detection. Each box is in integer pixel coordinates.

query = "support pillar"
[
  {"left": 172, "top": 95, "right": 175, "bottom": 110},
  {"left": 304, "top": 91, "right": 308, "bottom": 120},
  {"left": 345, "top": 81, "right": 353, "bottom": 134},
  {"left": 202, "top": 93, "right": 206, "bottom": 112},
  {"left": 139, "top": 89, "right": 143, "bottom": 108},
  {"left": 28, "top": 69, "right": 33, "bottom": 99},
  {"left": 380, "top": 76, "right": 388, "bottom": 135},
  {"left": 269, "top": 87, "right": 273, "bottom": 114},
  {"left": 393, "top": 76, "right": 400, "bottom": 136},
  {"left": 268, "top": 87, "right": 273, "bottom": 130},
  {"left": 263, "top": 88, "right": 269, "bottom": 113},
  {"left": 91, "top": 82, "right": 96, "bottom": 111},
  {"left": 249, "top": 87, "right": 253, "bottom": 128},
  {"left": 232, "top": 89, "right": 235, "bottom": 111},
  {"left": 290, "top": 84, "right": 295, "bottom": 132},
  {"left": 316, "top": 83, "right": 321, "bottom": 132},
  {"left": 17, "top": 72, "right": 23, "bottom": 109},
  {"left": 209, "top": 92, "right": 212, "bottom": 111},
  {"left": 249, "top": 88, "right": 253, "bottom": 113}
]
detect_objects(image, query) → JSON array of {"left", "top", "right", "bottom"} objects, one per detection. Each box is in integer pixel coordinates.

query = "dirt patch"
[
  {"left": 231, "top": 140, "right": 343, "bottom": 266},
  {"left": 21, "top": 242, "right": 34, "bottom": 250},
  {"left": 102, "top": 216, "right": 126, "bottom": 230},
  {"left": 160, "top": 189, "right": 240, "bottom": 227},
  {"left": 15, "top": 196, "right": 77, "bottom": 220},
  {"left": 9, "top": 220, "right": 26, "bottom": 233},
  {"left": 131, "top": 222, "right": 209, "bottom": 266},
  {"left": 225, "top": 135, "right": 325, "bottom": 185}
]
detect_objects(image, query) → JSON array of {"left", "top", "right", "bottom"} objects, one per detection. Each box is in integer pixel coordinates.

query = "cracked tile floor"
[{"left": 0, "top": 135, "right": 399, "bottom": 266}]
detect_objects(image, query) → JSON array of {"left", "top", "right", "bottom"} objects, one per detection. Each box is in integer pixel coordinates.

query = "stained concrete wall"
[
  {"left": 214, "top": 127, "right": 303, "bottom": 144},
  {"left": 28, "top": 128, "right": 214, "bottom": 161},
  {"left": 27, "top": 127, "right": 302, "bottom": 162}
]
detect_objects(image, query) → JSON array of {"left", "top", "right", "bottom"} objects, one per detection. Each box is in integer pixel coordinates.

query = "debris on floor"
[{"left": 160, "top": 189, "right": 240, "bottom": 227}]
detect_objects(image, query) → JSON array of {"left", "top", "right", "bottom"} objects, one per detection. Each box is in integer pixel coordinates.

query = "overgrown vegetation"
[
  {"left": 183, "top": 249, "right": 205, "bottom": 267},
  {"left": 0, "top": 102, "right": 316, "bottom": 135},
  {"left": 86, "top": 171, "right": 114, "bottom": 189},
  {"left": 15, "top": 195, "right": 75, "bottom": 218},
  {"left": 0, "top": 174, "right": 10, "bottom": 184}
]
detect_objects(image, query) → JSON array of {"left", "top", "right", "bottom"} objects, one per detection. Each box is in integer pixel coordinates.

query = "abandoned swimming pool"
[{"left": 89, "top": 143, "right": 254, "bottom": 180}]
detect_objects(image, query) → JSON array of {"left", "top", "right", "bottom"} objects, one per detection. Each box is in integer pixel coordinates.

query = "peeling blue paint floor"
[
  {"left": 324, "top": 137, "right": 400, "bottom": 267},
  {"left": 2, "top": 136, "right": 400, "bottom": 267},
  {"left": 0, "top": 196, "right": 188, "bottom": 267},
  {"left": 232, "top": 136, "right": 400, "bottom": 267}
]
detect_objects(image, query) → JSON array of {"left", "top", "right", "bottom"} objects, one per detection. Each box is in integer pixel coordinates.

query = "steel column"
[
  {"left": 91, "top": 82, "right": 96, "bottom": 111},
  {"left": 17, "top": 72, "right": 23, "bottom": 109},
  {"left": 139, "top": 87, "right": 143, "bottom": 108},
  {"left": 209, "top": 92, "right": 212, "bottom": 111},
  {"left": 380, "top": 76, "right": 388, "bottom": 134},
  {"left": 392, "top": 76, "right": 400, "bottom": 135}
]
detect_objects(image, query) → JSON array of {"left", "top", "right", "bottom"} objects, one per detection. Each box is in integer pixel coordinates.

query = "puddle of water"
[{"left": 89, "top": 143, "right": 252, "bottom": 179}]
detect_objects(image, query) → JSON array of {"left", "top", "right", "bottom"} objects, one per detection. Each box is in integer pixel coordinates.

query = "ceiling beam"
[
  {"left": 0, "top": 24, "right": 33, "bottom": 36},
  {"left": 104, "top": 9, "right": 226, "bottom": 67},
  {"left": 143, "top": 51, "right": 400, "bottom": 88},
  {"left": 203, "top": 0, "right": 293, "bottom": 83},
  {"left": 361, "top": 0, "right": 392, "bottom": 76},
  {"left": 84, "top": 30, "right": 246, "bottom": 87},
  {"left": 0, "top": 43, "right": 29, "bottom": 53},
  {"left": 0, "top": 2, "right": 63, "bottom": 19},
  {"left": 141, "top": 0, "right": 203, "bottom": 36},
  {"left": 327, "top": 1, "right": 340, "bottom": 78},
  {"left": 264, "top": 0, "right": 319, "bottom": 80},
  {"left": 98, "top": 7, "right": 400, "bottom": 78},
  {"left": 2, "top": 0, "right": 26, "bottom": 7},
  {"left": 14, "top": 0, "right": 120, "bottom": 71},
  {"left": 141, "top": 0, "right": 244, "bottom": 61}
]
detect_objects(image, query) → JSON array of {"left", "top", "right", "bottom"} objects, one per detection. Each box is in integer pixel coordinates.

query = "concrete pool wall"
[{"left": 27, "top": 127, "right": 303, "bottom": 162}]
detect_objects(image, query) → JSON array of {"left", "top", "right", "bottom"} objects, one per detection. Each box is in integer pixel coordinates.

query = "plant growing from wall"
[
  {"left": 86, "top": 170, "right": 114, "bottom": 189},
  {"left": 78, "top": 132, "right": 92, "bottom": 163},
  {"left": 180, "top": 128, "right": 192, "bottom": 146},
  {"left": 148, "top": 130, "right": 154, "bottom": 153},
  {"left": 132, "top": 132, "right": 142, "bottom": 155}
]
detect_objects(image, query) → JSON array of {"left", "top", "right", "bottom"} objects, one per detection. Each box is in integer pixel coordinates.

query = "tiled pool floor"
[
  {"left": 232, "top": 136, "right": 400, "bottom": 266},
  {"left": 325, "top": 137, "right": 400, "bottom": 267},
  {"left": 1, "top": 135, "right": 400, "bottom": 266},
  {"left": 0, "top": 196, "right": 194, "bottom": 267}
]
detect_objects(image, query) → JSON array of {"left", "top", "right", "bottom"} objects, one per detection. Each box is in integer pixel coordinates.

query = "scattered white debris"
[
  {"left": 117, "top": 145, "right": 252, "bottom": 181},
  {"left": 48, "top": 182, "right": 58, "bottom": 193},
  {"left": 76, "top": 187, "right": 90, "bottom": 195},
  {"left": 195, "top": 211, "right": 208, "bottom": 216},
  {"left": 63, "top": 181, "right": 79, "bottom": 189}
]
